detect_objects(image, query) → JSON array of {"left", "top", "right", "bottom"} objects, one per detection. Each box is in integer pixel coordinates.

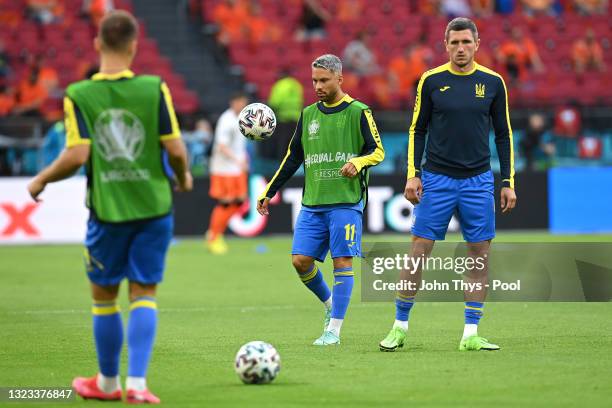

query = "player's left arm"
[
  {"left": 159, "top": 81, "right": 192, "bottom": 191},
  {"left": 159, "top": 82, "right": 181, "bottom": 142},
  {"left": 343, "top": 109, "right": 385, "bottom": 177},
  {"left": 491, "top": 76, "right": 517, "bottom": 213},
  {"left": 28, "top": 96, "right": 91, "bottom": 201},
  {"left": 257, "top": 115, "right": 305, "bottom": 215}
]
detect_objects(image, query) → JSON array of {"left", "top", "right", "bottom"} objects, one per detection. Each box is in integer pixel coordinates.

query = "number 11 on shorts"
[{"left": 344, "top": 224, "right": 356, "bottom": 241}]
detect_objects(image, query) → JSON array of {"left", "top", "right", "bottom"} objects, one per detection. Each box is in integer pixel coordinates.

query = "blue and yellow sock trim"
[
  {"left": 92, "top": 300, "right": 120, "bottom": 316},
  {"left": 465, "top": 301, "right": 484, "bottom": 312},
  {"left": 395, "top": 293, "right": 415, "bottom": 321},
  {"left": 129, "top": 296, "right": 157, "bottom": 311},
  {"left": 299, "top": 265, "right": 319, "bottom": 284},
  {"left": 465, "top": 301, "right": 484, "bottom": 324},
  {"left": 333, "top": 266, "right": 354, "bottom": 277},
  {"left": 396, "top": 293, "right": 415, "bottom": 303}
]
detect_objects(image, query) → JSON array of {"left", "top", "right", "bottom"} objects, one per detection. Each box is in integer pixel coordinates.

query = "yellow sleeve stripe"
[
  {"left": 500, "top": 76, "right": 515, "bottom": 190},
  {"left": 130, "top": 300, "right": 158, "bottom": 311},
  {"left": 407, "top": 64, "right": 448, "bottom": 178},
  {"left": 64, "top": 97, "right": 91, "bottom": 148},
  {"left": 349, "top": 109, "right": 385, "bottom": 172},
  {"left": 92, "top": 305, "right": 121, "bottom": 315},
  {"left": 408, "top": 74, "right": 427, "bottom": 178},
  {"left": 476, "top": 65, "right": 515, "bottom": 189},
  {"left": 259, "top": 135, "right": 295, "bottom": 201},
  {"left": 160, "top": 82, "right": 181, "bottom": 140},
  {"left": 160, "top": 133, "right": 181, "bottom": 141}
]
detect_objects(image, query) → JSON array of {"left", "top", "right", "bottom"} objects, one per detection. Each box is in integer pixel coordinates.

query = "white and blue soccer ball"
[
  {"left": 234, "top": 341, "right": 281, "bottom": 384},
  {"left": 238, "top": 103, "right": 276, "bottom": 141}
]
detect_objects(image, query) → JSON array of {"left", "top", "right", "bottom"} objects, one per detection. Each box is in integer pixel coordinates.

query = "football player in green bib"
[
  {"left": 28, "top": 11, "right": 192, "bottom": 403},
  {"left": 257, "top": 54, "right": 385, "bottom": 345}
]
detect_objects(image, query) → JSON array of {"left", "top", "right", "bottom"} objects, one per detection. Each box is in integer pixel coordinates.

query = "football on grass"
[{"left": 234, "top": 341, "right": 281, "bottom": 384}]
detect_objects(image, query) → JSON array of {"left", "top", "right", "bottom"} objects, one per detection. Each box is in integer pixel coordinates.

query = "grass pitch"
[{"left": 1, "top": 232, "right": 611, "bottom": 407}]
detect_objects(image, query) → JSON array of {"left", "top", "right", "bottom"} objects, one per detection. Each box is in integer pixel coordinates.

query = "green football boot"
[
  {"left": 379, "top": 327, "right": 407, "bottom": 352},
  {"left": 313, "top": 330, "right": 340, "bottom": 346},
  {"left": 459, "top": 335, "right": 500, "bottom": 351}
]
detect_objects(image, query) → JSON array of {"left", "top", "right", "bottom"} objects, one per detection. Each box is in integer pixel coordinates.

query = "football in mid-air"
[
  {"left": 238, "top": 103, "right": 277, "bottom": 141},
  {"left": 234, "top": 341, "right": 281, "bottom": 384}
]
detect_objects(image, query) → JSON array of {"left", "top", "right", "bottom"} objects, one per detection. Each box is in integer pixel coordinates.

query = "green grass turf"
[{"left": 1, "top": 232, "right": 611, "bottom": 407}]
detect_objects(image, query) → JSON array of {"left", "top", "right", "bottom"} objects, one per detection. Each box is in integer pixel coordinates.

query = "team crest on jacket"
[
  {"left": 94, "top": 109, "right": 145, "bottom": 162},
  {"left": 475, "top": 83, "right": 485, "bottom": 98},
  {"left": 308, "top": 119, "right": 320, "bottom": 139}
]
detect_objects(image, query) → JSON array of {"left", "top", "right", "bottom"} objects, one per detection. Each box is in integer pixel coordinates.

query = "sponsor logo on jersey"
[
  {"left": 94, "top": 109, "right": 145, "bottom": 163},
  {"left": 308, "top": 119, "right": 320, "bottom": 139}
]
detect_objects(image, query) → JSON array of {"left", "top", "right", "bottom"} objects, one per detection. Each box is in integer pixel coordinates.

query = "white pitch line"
[{"left": 3, "top": 302, "right": 388, "bottom": 316}]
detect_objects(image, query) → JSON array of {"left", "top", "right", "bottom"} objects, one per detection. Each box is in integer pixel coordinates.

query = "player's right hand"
[
  {"left": 404, "top": 177, "right": 422, "bottom": 205},
  {"left": 257, "top": 197, "right": 270, "bottom": 216},
  {"left": 176, "top": 172, "right": 193, "bottom": 192},
  {"left": 27, "top": 177, "right": 46, "bottom": 202}
]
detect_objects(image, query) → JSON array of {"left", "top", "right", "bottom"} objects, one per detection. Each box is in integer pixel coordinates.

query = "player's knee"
[
  {"left": 412, "top": 236, "right": 435, "bottom": 257},
  {"left": 128, "top": 281, "right": 157, "bottom": 302},
  {"left": 91, "top": 283, "right": 120, "bottom": 302},
  {"left": 332, "top": 257, "right": 352, "bottom": 270},
  {"left": 291, "top": 255, "right": 313, "bottom": 273},
  {"left": 466, "top": 241, "right": 490, "bottom": 259}
]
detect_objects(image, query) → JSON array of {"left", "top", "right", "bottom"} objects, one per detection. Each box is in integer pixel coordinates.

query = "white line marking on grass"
[{"left": 4, "top": 303, "right": 388, "bottom": 316}]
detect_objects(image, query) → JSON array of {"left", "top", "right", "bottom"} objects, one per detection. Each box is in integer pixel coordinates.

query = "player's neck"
[
  {"left": 324, "top": 91, "right": 346, "bottom": 107},
  {"left": 99, "top": 54, "right": 133, "bottom": 75},
  {"left": 449, "top": 60, "right": 476, "bottom": 74}
]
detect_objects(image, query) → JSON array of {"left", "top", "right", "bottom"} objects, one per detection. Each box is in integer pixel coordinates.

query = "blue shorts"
[
  {"left": 84, "top": 214, "right": 173, "bottom": 286},
  {"left": 412, "top": 170, "right": 495, "bottom": 242},
  {"left": 292, "top": 208, "right": 362, "bottom": 262}
]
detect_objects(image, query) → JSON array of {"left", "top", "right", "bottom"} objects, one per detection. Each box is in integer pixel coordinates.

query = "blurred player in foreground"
[
  {"left": 206, "top": 92, "right": 249, "bottom": 254},
  {"left": 379, "top": 17, "right": 516, "bottom": 352},
  {"left": 28, "top": 10, "right": 192, "bottom": 403},
  {"left": 257, "top": 54, "right": 384, "bottom": 345}
]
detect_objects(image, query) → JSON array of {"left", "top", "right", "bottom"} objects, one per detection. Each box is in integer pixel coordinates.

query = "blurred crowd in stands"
[
  {"left": 199, "top": 0, "right": 609, "bottom": 109},
  {"left": 0, "top": 0, "right": 610, "bottom": 176},
  {"left": 192, "top": 0, "right": 611, "bottom": 176},
  {"left": 0, "top": 0, "right": 115, "bottom": 120},
  {"left": 0, "top": 0, "right": 198, "bottom": 121}
]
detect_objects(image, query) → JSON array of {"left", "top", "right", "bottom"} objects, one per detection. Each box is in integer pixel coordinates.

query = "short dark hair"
[
  {"left": 230, "top": 91, "right": 249, "bottom": 102},
  {"left": 445, "top": 17, "right": 478, "bottom": 41},
  {"left": 99, "top": 10, "right": 138, "bottom": 53}
]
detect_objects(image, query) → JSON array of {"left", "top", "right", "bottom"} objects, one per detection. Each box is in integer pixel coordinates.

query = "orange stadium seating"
[
  {"left": 0, "top": 0, "right": 200, "bottom": 114},
  {"left": 202, "top": 0, "right": 611, "bottom": 109}
]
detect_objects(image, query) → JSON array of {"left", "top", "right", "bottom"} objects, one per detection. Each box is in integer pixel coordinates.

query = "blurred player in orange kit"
[{"left": 206, "top": 92, "right": 250, "bottom": 254}]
